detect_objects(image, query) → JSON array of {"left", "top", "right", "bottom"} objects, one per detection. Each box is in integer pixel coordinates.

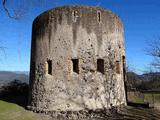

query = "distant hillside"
[
  {"left": 0, "top": 71, "right": 29, "bottom": 84},
  {"left": 13, "top": 71, "right": 29, "bottom": 75},
  {"left": 127, "top": 72, "right": 160, "bottom": 81},
  {"left": 127, "top": 72, "right": 160, "bottom": 91}
]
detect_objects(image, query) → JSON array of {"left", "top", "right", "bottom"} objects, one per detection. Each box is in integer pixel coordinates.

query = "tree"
[
  {"left": 1, "top": 79, "right": 28, "bottom": 95},
  {"left": 2, "top": 0, "right": 102, "bottom": 20},
  {"left": 146, "top": 38, "right": 160, "bottom": 72},
  {"left": 2, "top": 0, "right": 47, "bottom": 20}
]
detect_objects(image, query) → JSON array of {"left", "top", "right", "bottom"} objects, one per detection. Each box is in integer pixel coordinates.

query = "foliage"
[
  {"left": 2, "top": 0, "right": 48, "bottom": 20},
  {"left": 1, "top": 79, "right": 28, "bottom": 96},
  {"left": 126, "top": 72, "right": 160, "bottom": 91}
]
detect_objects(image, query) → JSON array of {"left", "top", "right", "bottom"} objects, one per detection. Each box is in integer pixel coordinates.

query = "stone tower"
[{"left": 28, "top": 5, "right": 126, "bottom": 113}]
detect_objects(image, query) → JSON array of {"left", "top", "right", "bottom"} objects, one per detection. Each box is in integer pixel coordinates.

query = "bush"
[{"left": 1, "top": 79, "right": 28, "bottom": 96}]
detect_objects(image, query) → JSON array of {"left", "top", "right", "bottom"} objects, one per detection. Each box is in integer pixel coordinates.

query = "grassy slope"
[
  {"left": 0, "top": 100, "right": 51, "bottom": 120},
  {"left": 128, "top": 92, "right": 160, "bottom": 105},
  {"left": 144, "top": 93, "right": 160, "bottom": 102},
  {"left": 127, "top": 93, "right": 144, "bottom": 104},
  {"left": 0, "top": 99, "right": 160, "bottom": 120}
]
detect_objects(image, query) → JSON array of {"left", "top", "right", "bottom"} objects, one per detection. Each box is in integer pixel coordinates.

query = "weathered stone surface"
[{"left": 28, "top": 5, "right": 126, "bottom": 114}]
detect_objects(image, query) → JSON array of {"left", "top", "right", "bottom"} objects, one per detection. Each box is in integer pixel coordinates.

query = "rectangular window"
[
  {"left": 116, "top": 61, "right": 120, "bottom": 74},
  {"left": 72, "top": 59, "right": 79, "bottom": 74},
  {"left": 97, "top": 11, "right": 101, "bottom": 22},
  {"left": 97, "top": 59, "right": 104, "bottom": 74},
  {"left": 46, "top": 60, "right": 52, "bottom": 75},
  {"left": 72, "top": 11, "right": 78, "bottom": 22}
]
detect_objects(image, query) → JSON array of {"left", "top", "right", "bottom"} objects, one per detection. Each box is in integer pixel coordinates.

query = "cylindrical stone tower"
[{"left": 28, "top": 5, "right": 126, "bottom": 113}]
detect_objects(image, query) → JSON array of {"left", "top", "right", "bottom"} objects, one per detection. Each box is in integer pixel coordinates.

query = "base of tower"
[{"left": 27, "top": 104, "right": 125, "bottom": 119}]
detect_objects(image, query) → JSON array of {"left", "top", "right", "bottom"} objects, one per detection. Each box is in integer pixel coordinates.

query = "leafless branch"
[
  {"left": 150, "top": 58, "right": 160, "bottom": 70},
  {"left": 145, "top": 37, "right": 160, "bottom": 71},
  {"left": 2, "top": 0, "right": 20, "bottom": 20},
  {"left": 2, "top": 0, "right": 47, "bottom": 20},
  {"left": 145, "top": 38, "right": 160, "bottom": 57}
]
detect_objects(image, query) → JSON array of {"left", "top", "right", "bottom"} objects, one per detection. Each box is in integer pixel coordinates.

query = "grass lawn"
[
  {"left": 127, "top": 93, "right": 144, "bottom": 104},
  {"left": 0, "top": 100, "right": 52, "bottom": 120},
  {"left": 131, "top": 97, "right": 144, "bottom": 104},
  {"left": 0, "top": 99, "right": 160, "bottom": 120},
  {"left": 144, "top": 93, "right": 160, "bottom": 102},
  {"left": 128, "top": 92, "right": 160, "bottom": 103},
  {"left": 144, "top": 93, "right": 160, "bottom": 109}
]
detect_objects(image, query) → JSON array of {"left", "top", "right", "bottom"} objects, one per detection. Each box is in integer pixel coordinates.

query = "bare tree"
[
  {"left": 146, "top": 38, "right": 160, "bottom": 71},
  {"left": 2, "top": 0, "right": 24, "bottom": 19},
  {"left": 2, "top": 0, "right": 47, "bottom": 20}
]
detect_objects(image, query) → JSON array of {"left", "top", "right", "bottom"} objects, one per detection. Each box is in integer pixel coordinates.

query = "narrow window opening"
[
  {"left": 46, "top": 60, "right": 52, "bottom": 75},
  {"left": 97, "top": 59, "right": 104, "bottom": 74},
  {"left": 116, "top": 61, "right": 120, "bottom": 74},
  {"left": 73, "top": 11, "right": 78, "bottom": 22},
  {"left": 97, "top": 11, "right": 101, "bottom": 22},
  {"left": 72, "top": 59, "right": 79, "bottom": 74},
  {"left": 73, "top": 11, "right": 76, "bottom": 17}
]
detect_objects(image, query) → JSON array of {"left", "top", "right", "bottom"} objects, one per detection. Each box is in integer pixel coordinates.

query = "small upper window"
[
  {"left": 97, "top": 59, "right": 104, "bottom": 74},
  {"left": 97, "top": 11, "right": 101, "bottom": 23},
  {"left": 45, "top": 60, "right": 52, "bottom": 75},
  {"left": 72, "top": 59, "right": 79, "bottom": 74},
  {"left": 72, "top": 11, "right": 78, "bottom": 22}
]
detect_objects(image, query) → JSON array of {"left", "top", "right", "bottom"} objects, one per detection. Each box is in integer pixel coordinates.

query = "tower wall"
[{"left": 28, "top": 5, "right": 126, "bottom": 112}]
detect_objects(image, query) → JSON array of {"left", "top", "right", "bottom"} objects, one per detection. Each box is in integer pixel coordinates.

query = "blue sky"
[{"left": 0, "top": 0, "right": 160, "bottom": 74}]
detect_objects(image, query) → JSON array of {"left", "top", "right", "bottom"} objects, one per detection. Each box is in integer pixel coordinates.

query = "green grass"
[
  {"left": 0, "top": 100, "right": 51, "bottom": 120},
  {"left": 0, "top": 100, "right": 21, "bottom": 112},
  {"left": 127, "top": 94, "right": 144, "bottom": 104},
  {"left": 144, "top": 93, "right": 160, "bottom": 98},
  {"left": 128, "top": 92, "right": 160, "bottom": 105},
  {"left": 132, "top": 97, "right": 144, "bottom": 104},
  {"left": 144, "top": 93, "right": 160, "bottom": 103},
  {"left": 0, "top": 99, "right": 159, "bottom": 120}
]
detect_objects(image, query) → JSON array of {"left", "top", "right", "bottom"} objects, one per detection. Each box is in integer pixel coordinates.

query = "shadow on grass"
[
  {"left": 0, "top": 94, "right": 28, "bottom": 107},
  {"left": 0, "top": 80, "right": 28, "bottom": 108}
]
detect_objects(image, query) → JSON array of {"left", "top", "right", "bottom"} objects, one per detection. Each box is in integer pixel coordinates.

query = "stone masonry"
[{"left": 28, "top": 5, "right": 126, "bottom": 116}]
